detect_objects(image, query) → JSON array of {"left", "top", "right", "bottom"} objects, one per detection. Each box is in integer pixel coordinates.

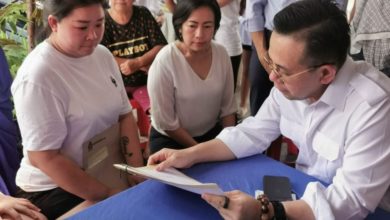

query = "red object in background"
[
  {"left": 283, "top": 137, "right": 299, "bottom": 155},
  {"left": 129, "top": 99, "right": 150, "bottom": 149},
  {"left": 266, "top": 136, "right": 299, "bottom": 167}
]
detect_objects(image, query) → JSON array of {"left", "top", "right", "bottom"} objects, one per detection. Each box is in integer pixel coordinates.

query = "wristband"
[{"left": 271, "top": 201, "right": 287, "bottom": 220}]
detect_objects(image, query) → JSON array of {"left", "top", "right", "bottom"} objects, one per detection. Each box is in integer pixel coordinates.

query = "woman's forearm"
[
  {"left": 165, "top": 127, "right": 198, "bottom": 147},
  {"left": 28, "top": 150, "right": 111, "bottom": 202},
  {"left": 119, "top": 112, "right": 144, "bottom": 167}
]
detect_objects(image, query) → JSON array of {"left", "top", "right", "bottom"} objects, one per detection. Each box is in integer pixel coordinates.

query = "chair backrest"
[{"left": 0, "top": 47, "right": 21, "bottom": 195}]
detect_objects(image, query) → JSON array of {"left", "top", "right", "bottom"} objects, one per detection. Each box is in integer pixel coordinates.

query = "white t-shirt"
[
  {"left": 215, "top": 0, "right": 242, "bottom": 57},
  {"left": 217, "top": 58, "right": 390, "bottom": 219},
  {"left": 148, "top": 41, "right": 237, "bottom": 136},
  {"left": 12, "top": 41, "right": 131, "bottom": 192}
]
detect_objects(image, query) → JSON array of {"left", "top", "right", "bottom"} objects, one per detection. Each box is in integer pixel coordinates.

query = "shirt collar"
[{"left": 318, "top": 57, "right": 355, "bottom": 111}]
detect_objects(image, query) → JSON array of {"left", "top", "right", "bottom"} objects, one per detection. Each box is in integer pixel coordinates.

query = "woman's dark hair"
[
  {"left": 172, "top": 0, "right": 221, "bottom": 41},
  {"left": 39, "top": 0, "right": 107, "bottom": 40},
  {"left": 274, "top": 0, "right": 350, "bottom": 69}
]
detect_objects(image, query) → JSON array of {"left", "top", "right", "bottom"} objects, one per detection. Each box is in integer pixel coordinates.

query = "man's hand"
[
  {"left": 202, "top": 190, "right": 261, "bottom": 220},
  {"left": 251, "top": 31, "right": 272, "bottom": 74},
  {"left": 258, "top": 47, "right": 272, "bottom": 74},
  {"left": 147, "top": 148, "right": 195, "bottom": 171}
]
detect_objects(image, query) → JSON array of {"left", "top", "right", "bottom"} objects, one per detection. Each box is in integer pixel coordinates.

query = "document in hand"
[{"left": 114, "top": 164, "right": 224, "bottom": 195}]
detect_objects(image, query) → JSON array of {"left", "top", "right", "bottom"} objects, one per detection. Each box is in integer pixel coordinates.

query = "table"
[{"left": 70, "top": 154, "right": 389, "bottom": 220}]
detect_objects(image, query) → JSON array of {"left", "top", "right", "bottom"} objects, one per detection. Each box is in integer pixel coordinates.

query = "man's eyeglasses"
[{"left": 263, "top": 52, "right": 329, "bottom": 84}]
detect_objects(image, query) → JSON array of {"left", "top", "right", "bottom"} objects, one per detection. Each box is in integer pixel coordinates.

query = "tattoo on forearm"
[{"left": 121, "top": 136, "right": 133, "bottom": 157}]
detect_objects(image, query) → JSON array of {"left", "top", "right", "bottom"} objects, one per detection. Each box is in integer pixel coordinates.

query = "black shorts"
[
  {"left": 242, "top": 44, "right": 252, "bottom": 51},
  {"left": 149, "top": 123, "right": 223, "bottom": 154},
  {"left": 15, "top": 187, "right": 84, "bottom": 219}
]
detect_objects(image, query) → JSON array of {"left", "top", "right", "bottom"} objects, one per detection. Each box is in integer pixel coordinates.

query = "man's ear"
[
  {"left": 319, "top": 64, "right": 337, "bottom": 84},
  {"left": 48, "top": 15, "right": 59, "bottom": 32}
]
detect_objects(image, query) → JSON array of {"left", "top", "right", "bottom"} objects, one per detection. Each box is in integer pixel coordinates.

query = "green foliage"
[{"left": 0, "top": 1, "right": 28, "bottom": 78}]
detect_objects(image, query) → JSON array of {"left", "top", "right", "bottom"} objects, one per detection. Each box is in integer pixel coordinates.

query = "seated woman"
[
  {"left": 12, "top": 0, "right": 144, "bottom": 219},
  {"left": 147, "top": 0, "right": 237, "bottom": 154},
  {"left": 101, "top": 0, "right": 167, "bottom": 113}
]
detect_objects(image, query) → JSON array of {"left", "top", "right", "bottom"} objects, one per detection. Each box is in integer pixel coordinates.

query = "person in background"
[
  {"left": 243, "top": 0, "right": 296, "bottom": 116},
  {"left": 147, "top": 0, "right": 237, "bottom": 154},
  {"left": 102, "top": 0, "right": 167, "bottom": 114},
  {"left": 165, "top": 0, "right": 177, "bottom": 13},
  {"left": 238, "top": 0, "right": 251, "bottom": 118},
  {"left": 148, "top": 0, "right": 390, "bottom": 219},
  {"left": 12, "top": 0, "right": 144, "bottom": 218},
  {"left": 349, "top": 0, "right": 390, "bottom": 77},
  {"left": 133, "top": 0, "right": 165, "bottom": 26},
  {"left": 133, "top": 0, "right": 165, "bottom": 18},
  {"left": 214, "top": 0, "right": 242, "bottom": 91}
]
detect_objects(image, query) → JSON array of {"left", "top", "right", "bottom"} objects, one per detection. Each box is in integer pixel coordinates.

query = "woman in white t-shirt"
[
  {"left": 148, "top": 0, "right": 237, "bottom": 154},
  {"left": 11, "top": 0, "right": 144, "bottom": 219}
]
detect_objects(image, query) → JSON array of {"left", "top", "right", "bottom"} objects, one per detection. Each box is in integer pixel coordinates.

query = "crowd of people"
[{"left": 1, "top": 0, "right": 389, "bottom": 219}]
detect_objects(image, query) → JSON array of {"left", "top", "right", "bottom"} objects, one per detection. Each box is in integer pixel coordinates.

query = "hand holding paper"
[{"left": 114, "top": 164, "right": 224, "bottom": 195}]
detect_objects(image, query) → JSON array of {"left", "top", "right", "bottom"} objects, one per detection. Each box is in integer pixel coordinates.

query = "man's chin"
[{"left": 279, "top": 91, "right": 298, "bottom": 100}]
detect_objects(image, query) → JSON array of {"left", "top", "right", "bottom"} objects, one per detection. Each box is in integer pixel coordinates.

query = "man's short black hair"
[{"left": 274, "top": 0, "right": 350, "bottom": 69}]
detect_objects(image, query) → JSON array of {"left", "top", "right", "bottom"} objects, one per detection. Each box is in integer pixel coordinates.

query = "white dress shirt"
[{"left": 217, "top": 58, "right": 390, "bottom": 219}]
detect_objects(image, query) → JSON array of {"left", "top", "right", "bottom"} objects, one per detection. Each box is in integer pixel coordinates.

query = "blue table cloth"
[{"left": 70, "top": 154, "right": 389, "bottom": 220}]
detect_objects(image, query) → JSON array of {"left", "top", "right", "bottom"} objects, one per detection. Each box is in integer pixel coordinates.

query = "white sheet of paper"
[{"left": 114, "top": 164, "right": 224, "bottom": 195}]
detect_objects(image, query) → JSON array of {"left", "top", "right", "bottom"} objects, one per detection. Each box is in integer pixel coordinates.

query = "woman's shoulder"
[
  {"left": 212, "top": 41, "right": 227, "bottom": 51},
  {"left": 149, "top": 43, "right": 178, "bottom": 76},
  {"left": 92, "top": 45, "right": 118, "bottom": 70},
  {"left": 12, "top": 42, "right": 62, "bottom": 92},
  {"left": 211, "top": 41, "right": 230, "bottom": 58},
  {"left": 154, "top": 43, "right": 176, "bottom": 61},
  {"left": 95, "top": 44, "right": 113, "bottom": 57},
  {"left": 17, "top": 41, "right": 56, "bottom": 75}
]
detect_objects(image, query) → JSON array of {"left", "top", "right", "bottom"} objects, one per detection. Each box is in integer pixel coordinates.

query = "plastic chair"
[
  {"left": 266, "top": 136, "right": 299, "bottom": 167},
  {"left": 282, "top": 137, "right": 299, "bottom": 167},
  {"left": 129, "top": 99, "right": 150, "bottom": 150}
]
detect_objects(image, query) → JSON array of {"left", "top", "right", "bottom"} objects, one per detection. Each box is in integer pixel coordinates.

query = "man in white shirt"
[{"left": 148, "top": 0, "right": 390, "bottom": 219}]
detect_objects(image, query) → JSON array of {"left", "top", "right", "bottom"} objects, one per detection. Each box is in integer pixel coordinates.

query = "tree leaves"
[{"left": 0, "top": 1, "right": 28, "bottom": 77}]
